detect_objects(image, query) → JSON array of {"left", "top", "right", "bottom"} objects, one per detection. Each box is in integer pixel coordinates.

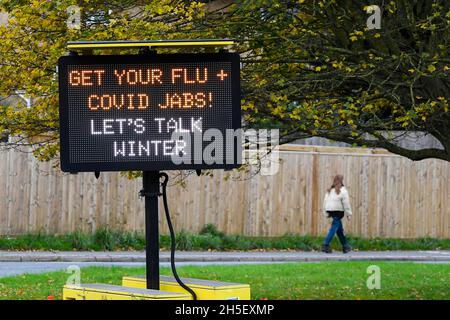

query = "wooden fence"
[{"left": 0, "top": 145, "right": 449, "bottom": 238}]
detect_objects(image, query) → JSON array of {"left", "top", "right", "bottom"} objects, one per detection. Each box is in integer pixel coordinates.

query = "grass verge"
[
  {"left": 0, "top": 261, "right": 448, "bottom": 300},
  {"left": 0, "top": 224, "right": 449, "bottom": 251}
]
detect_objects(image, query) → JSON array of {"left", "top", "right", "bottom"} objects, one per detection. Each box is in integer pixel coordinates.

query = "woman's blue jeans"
[{"left": 324, "top": 216, "right": 348, "bottom": 247}]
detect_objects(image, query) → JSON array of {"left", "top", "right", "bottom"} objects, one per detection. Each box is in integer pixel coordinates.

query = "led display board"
[{"left": 58, "top": 53, "right": 241, "bottom": 172}]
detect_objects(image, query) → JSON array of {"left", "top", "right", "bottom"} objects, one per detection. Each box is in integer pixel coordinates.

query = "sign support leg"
[{"left": 142, "top": 171, "right": 160, "bottom": 290}]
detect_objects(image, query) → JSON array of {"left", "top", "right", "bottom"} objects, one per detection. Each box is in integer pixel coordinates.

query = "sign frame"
[{"left": 58, "top": 52, "right": 241, "bottom": 173}]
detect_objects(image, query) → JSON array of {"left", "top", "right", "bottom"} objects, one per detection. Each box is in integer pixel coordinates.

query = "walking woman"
[{"left": 322, "top": 175, "right": 352, "bottom": 254}]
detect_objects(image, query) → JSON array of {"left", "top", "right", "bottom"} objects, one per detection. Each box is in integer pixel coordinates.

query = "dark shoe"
[
  {"left": 321, "top": 245, "right": 332, "bottom": 253},
  {"left": 343, "top": 245, "right": 352, "bottom": 254}
]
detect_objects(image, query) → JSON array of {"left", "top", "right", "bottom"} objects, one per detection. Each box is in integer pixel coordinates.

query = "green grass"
[
  {"left": 0, "top": 224, "right": 449, "bottom": 251},
  {"left": 0, "top": 262, "right": 448, "bottom": 300}
]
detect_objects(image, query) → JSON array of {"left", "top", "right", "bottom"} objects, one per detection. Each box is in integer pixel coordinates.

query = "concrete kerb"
[{"left": 0, "top": 251, "right": 449, "bottom": 263}]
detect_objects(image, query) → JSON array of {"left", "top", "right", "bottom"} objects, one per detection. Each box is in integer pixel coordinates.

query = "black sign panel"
[{"left": 58, "top": 53, "right": 241, "bottom": 172}]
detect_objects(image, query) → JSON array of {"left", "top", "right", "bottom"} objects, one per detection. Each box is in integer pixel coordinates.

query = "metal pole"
[{"left": 142, "top": 171, "right": 160, "bottom": 290}]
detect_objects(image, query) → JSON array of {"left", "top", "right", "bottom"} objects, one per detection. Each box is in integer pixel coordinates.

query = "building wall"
[{"left": 293, "top": 131, "right": 444, "bottom": 150}]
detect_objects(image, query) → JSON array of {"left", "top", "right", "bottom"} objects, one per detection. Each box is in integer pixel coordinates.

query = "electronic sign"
[{"left": 58, "top": 53, "right": 241, "bottom": 172}]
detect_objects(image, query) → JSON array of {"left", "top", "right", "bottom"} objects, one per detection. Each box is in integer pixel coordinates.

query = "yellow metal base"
[
  {"left": 122, "top": 275, "right": 251, "bottom": 300},
  {"left": 63, "top": 284, "right": 190, "bottom": 300}
]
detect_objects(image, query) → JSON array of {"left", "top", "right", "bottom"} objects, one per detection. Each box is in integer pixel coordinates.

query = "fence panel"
[{"left": 0, "top": 145, "right": 449, "bottom": 238}]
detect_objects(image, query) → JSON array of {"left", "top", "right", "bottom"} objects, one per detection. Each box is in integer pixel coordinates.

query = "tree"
[
  {"left": 0, "top": 0, "right": 205, "bottom": 160},
  {"left": 197, "top": 0, "right": 450, "bottom": 161},
  {"left": 1, "top": 0, "right": 449, "bottom": 162}
]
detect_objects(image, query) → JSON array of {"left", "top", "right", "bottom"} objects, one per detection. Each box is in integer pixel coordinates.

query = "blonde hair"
[{"left": 327, "top": 174, "right": 344, "bottom": 195}]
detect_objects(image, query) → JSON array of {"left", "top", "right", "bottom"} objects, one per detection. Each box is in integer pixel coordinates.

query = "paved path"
[{"left": 1, "top": 250, "right": 449, "bottom": 263}]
